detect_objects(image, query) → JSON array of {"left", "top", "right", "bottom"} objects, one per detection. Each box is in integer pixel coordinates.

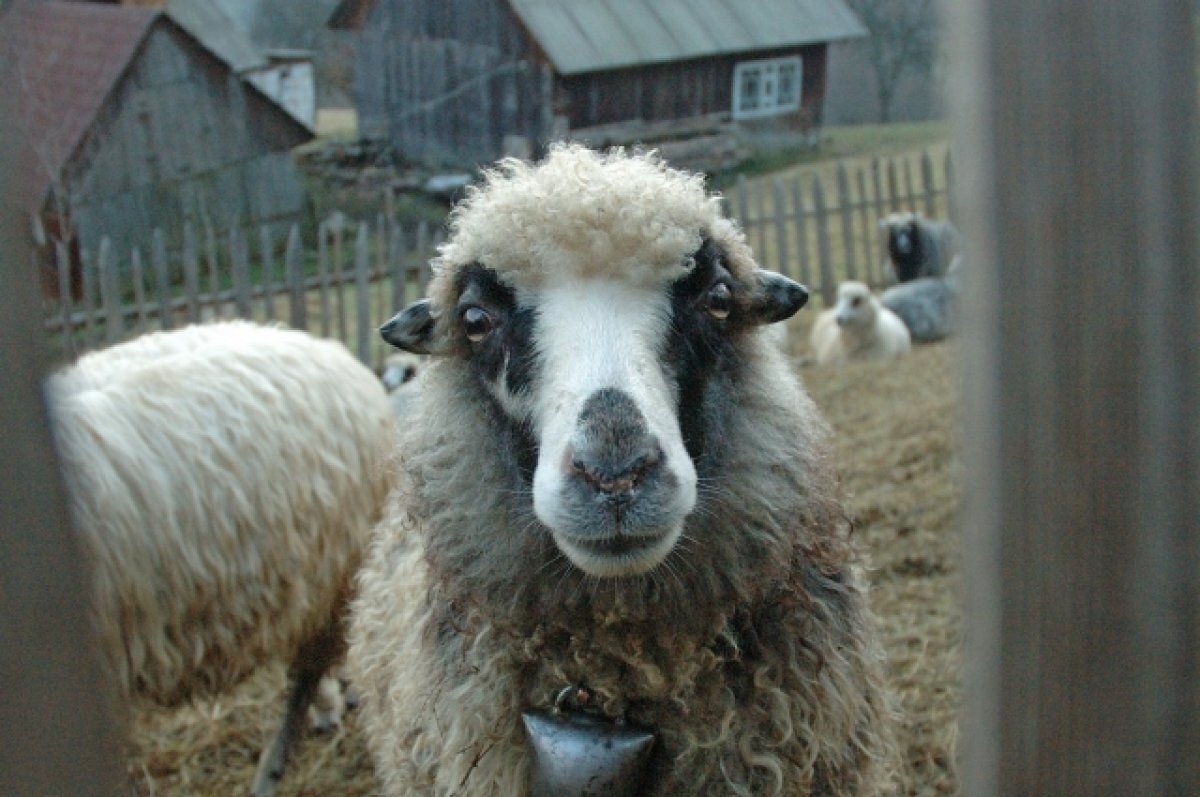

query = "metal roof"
[
  {"left": 508, "top": 0, "right": 868, "bottom": 75},
  {"left": 166, "top": 0, "right": 267, "bottom": 74}
]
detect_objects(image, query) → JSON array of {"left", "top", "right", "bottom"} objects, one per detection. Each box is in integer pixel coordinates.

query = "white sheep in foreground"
[
  {"left": 351, "top": 145, "right": 896, "bottom": 796},
  {"left": 810, "top": 281, "right": 912, "bottom": 367},
  {"left": 879, "top": 211, "right": 961, "bottom": 283},
  {"left": 47, "top": 321, "right": 395, "bottom": 797}
]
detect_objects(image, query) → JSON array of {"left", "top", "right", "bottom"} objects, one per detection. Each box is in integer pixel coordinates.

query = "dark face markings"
[{"left": 666, "top": 237, "right": 745, "bottom": 463}]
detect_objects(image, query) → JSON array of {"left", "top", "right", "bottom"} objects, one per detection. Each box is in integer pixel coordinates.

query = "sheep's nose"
[
  {"left": 570, "top": 446, "right": 662, "bottom": 495},
  {"left": 567, "top": 388, "right": 663, "bottom": 499}
]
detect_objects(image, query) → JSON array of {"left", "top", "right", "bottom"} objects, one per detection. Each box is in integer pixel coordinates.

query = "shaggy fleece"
[
  {"left": 49, "top": 320, "right": 395, "bottom": 706},
  {"left": 351, "top": 145, "right": 897, "bottom": 796}
]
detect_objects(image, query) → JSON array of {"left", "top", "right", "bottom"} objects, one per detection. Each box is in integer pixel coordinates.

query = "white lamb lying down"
[{"left": 810, "top": 280, "right": 911, "bottom": 366}]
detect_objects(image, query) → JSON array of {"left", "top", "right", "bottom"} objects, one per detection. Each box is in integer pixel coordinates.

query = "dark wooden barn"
[
  {"left": 329, "top": 0, "right": 866, "bottom": 167},
  {"left": 3, "top": 0, "right": 314, "bottom": 289}
]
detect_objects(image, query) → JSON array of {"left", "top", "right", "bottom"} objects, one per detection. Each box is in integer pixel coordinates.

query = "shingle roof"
[
  {"left": 2, "top": 0, "right": 157, "bottom": 213},
  {"left": 509, "top": 0, "right": 868, "bottom": 75}
]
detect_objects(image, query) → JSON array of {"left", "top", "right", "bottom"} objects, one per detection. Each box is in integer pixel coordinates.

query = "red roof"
[{"left": 2, "top": 0, "right": 158, "bottom": 213}]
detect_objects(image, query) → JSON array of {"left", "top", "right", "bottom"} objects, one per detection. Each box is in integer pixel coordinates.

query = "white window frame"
[{"left": 732, "top": 56, "right": 803, "bottom": 120}]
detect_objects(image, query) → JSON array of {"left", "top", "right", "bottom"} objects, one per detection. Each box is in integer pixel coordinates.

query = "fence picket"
[
  {"left": 417, "top": 222, "right": 431, "bottom": 293},
  {"left": 389, "top": 224, "right": 405, "bottom": 312},
  {"left": 231, "top": 225, "right": 252, "bottom": 319},
  {"left": 54, "top": 244, "right": 76, "bottom": 356},
  {"left": 812, "top": 176, "right": 835, "bottom": 307},
  {"left": 856, "top": 168, "right": 878, "bottom": 285},
  {"left": 836, "top": 163, "right": 858, "bottom": 281},
  {"left": 183, "top": 222, "right": 200, "bottom": 324},
  {"left": 80, "top": 247, "right": 99, "bottom": 349},
  {"left": 260, "top": 225, "right": 276, "bottom": 321},
  {"left": 944, "top": 150, "right": 956, "bottom": 221},
  {"left": 354, "top": 223, "right": 372, "bottom": 364},
  {"left": 203, "top": 219, "right": 220, "bottom": 317},
  {"left": 887, "top": 158, "right": 902, "bottom": 213},
  {"left": 286, "top": 224, "right": 307, "bottom": 331},
  {"left": 97, "top": 239, "right": 123, "bottom": 344},
  {"left": 332, "top": 222, "right": 347, "bottom": 343},
  {"left": 772, "top": 178, "right": 791, "bottom": 280},
  {"left": 790, "top": 177, "right": 813, "bottom": 288},
  {"left": 903, "top": 157, "right": 917, "bottom": 212},
  {"left": 130, "top": 247, "right": 148, "bottom": 327},
  {"left": 153, "top": 229, "right": 172, "bottom": 331},
  {"left": 317, "top": 221, "right": 331, "bottom": 337},
  {"left": 754, "top": 178, "right": 769, "bottom": 268},
  {"left": 921, "top": 151, "right": 937, "bottom": 218}
]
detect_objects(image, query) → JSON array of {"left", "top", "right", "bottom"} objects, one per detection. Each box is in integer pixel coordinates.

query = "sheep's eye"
[
  {"left": 851, "top": 296, "right": 863, "bottom": 308},
  {"left": 462, "top": 306, "right": 494, "bottom": 342},
  {"left": 705, "top": 282, "right": 733, "bottom": 320}
]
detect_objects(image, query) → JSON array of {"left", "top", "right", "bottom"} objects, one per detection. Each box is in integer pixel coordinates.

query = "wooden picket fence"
[{"left": 42, "top": 149, "right": 953, "bottom": 367}]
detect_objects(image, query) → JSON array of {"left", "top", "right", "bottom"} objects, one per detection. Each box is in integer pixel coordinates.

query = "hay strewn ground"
[{"left": 127, "top": 340, "right": 962, "bottom": 796}]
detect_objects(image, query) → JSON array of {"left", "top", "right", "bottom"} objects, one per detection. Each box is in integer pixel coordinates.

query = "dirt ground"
[{"left": 126, "top": 339, "right": 963, "bottom": 796}]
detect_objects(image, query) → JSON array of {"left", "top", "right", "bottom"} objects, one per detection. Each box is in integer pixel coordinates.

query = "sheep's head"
[
  {"left": 833, "top": 281, "right": 878, "bottom": 330},
  {"left": 381, "top": 145, "right": 807, "bottom": 578}
]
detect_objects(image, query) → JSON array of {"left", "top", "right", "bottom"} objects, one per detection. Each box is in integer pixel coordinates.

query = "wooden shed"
[
  {"left": 329, "top": 0, "right": 867, "bottom": 167},
  {"left": 3, "top": 0, "right": 314, "bottom": 278}
]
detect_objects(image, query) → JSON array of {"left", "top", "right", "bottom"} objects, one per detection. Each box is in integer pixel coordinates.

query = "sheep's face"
[
  {"left": 834, "top": 281, "right": 878, "bottom": 330},
  {"left": 381, "top": 238, "right": 807, "bottom": 579}
]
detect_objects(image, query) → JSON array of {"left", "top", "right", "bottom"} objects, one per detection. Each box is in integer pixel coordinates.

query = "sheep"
[
  {"left": 810, "top": 280, "right": 912, "bottom": 366},
  {"left": 46, "top": 320, "right": 396, "bottom": 797},
  {"left": 350, "top": 144, "right": 897, "bottom": 796},
  {"left": 879, "top": 257, "right": 961, "bottom": 343},
  {"left": 380, "top": 350, "right": 425, "bottom": 418},
  {"left": 879, "top": 211, "right": 961, "bottom": 283}
]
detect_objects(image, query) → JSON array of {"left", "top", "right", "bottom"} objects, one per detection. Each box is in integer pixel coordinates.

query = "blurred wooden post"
[
  {"left": 130, "top": 246, "right": 147, "bottom": 327},
  {"left": 231, "top": 224, "right": 252, "bottom": 319},
  {"left": 259, "top": 225, "right": 276, "bottom": 322},
  {"left": 317, "top": 220, "right": 332, "bottom": 337},
  {"left": 920, "top": 151, "right": 937, "bottom": 219},
  {"left": 0, "top": 53, "right": 123, "bottom": 795},
  {"left": 951, "top": 0, "right": 1200, "bottom": 793},
  {"left": 790, "top": 177, "right": 813, "bottom": 289}
]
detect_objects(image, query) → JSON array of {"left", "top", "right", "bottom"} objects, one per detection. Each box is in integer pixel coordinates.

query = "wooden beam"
[
  {"left": 950, "top": 0, "right": 1200, "bottom": 793},
  {"left": 0, "top": 12, "right": 123, "bottom": 789}
]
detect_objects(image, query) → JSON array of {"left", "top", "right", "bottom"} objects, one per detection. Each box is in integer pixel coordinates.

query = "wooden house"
[
  {"left": 329, "top": 0, "right": 867, "bottom": 167},
  {"left": 3, "top": 0, "right": 314, "bottom": 287}
]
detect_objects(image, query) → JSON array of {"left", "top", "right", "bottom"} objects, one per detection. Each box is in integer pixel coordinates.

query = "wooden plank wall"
[
  {"left": 0, "top": 33, "right": 123, "bottom": 794},
  {"left": 951, "top": 0, "right": 1200, "bottom": 793}
]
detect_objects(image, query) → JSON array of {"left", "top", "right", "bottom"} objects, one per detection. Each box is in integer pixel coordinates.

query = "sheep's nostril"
[{"left": 571, "top": 446, "right": 662, "bottom": 495}]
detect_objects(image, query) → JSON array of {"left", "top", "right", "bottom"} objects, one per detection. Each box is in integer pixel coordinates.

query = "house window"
[{"left": 732, "top": 56, "right": 803, "bottom": 120}]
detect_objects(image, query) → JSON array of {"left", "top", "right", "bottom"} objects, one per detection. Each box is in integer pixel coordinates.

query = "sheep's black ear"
[
  {"left": 380, "top": 299, "right": 438, "bottom": 354},
  {"left": 745, "top": 271, "right": 809, "bottom": 325}
]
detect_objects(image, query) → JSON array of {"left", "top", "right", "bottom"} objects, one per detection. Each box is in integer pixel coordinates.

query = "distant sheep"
[
  {"left": 379, "top": 350, "right": 425, "bottom": 418},
  {"left": 879, "top": 211, "right": 961, "bottom": 283},
  {"left": 880, "top": 258, "right": 961, "bottom": 343},
  {"left": 47, "top": 321, "right": 395, "bottom": 797},
  {"left": 351, "top": 145, "right": 896, "bottom": 795},
  {"left": 810, "top": 280, "right": 912, "bottom": 366}
]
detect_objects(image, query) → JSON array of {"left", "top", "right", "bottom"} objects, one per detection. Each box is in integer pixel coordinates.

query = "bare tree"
[{"left": 846, "top": 0, "right": 938, "bottom": 123}]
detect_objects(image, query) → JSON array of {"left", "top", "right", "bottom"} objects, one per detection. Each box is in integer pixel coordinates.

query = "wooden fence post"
[
  {"left": 354, "top": 222, "right": 372, "bottom": 365},
  {"left": 920, "top": 151, "right": 937, "bottom": 218},
  {"left": 230, "top": 224, "right": 252, "bottom": 319},
  {"left": 152, "top": 228, "right": 172, "bottom": 331},
  {"left": 790, "top": 176, "right": 813, "bottom": 289},
  {"left": 130, "top": 247, "right": 148, "bottom": 328},
  {"left": 856, "top": 167, "right": 878, "bottom": 285},
  {"left": 98, "top": 238, "right": 123, "bottom": 344},
  {"left": 952, "top": 0, "right": 1200, "bottom": 793},
  {"left": 0, "top": 62, "right": 124, "bottom": 790},
  {"left": 260, "top": 225, "right": 276, "bottom": 322},
  {"left": 182, "top": 221, "right": 200, "bottom": 324},
  {"left": 835, "top": 162, "right": 858, "bottom": 281},
  {"left": 317, "top": 220, "right": 332, "bottom": 337},
  {"left": 54, "top": 242, "right": 77, "bottom": 358},
  {"left": 811, "top": 176, "right": 835, "bottom": 307},
  {"left": 771, "top": 178, "right": 791, "bottom": 280},
  {"left": 285, "top": 224, "right": 307, "bottom": 331}
]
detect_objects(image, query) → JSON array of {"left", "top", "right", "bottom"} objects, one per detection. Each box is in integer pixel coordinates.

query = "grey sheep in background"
[
  {"left": 47, "top": 321, "right": 396, "bottom": 797},
  {"left": 351, "top": 145, "right": 897, "bottom": 796},
  {"left": 880, "top": 255, "right": 963, "bottom": 344},
  {"left": 380, "top": 350, "right": 425, "bottom": 418},
  {"left": 879, "top": 211, "right": 961, "bottom": 283}
]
